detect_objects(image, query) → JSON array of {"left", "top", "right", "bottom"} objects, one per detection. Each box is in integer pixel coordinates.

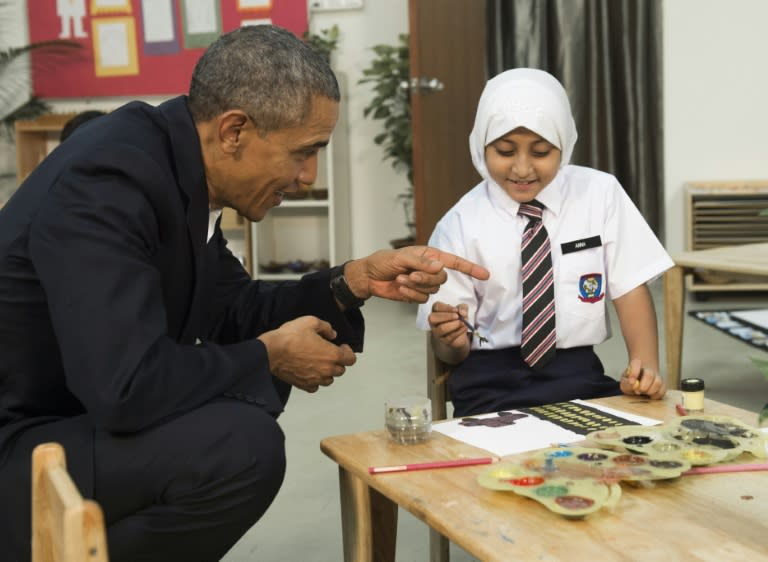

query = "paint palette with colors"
[
  {"left": 477, "top": 446, "right": 691, "bottom": 517},
  {"left": 586, "top": 414, "right": 767, "bottom": 466}
]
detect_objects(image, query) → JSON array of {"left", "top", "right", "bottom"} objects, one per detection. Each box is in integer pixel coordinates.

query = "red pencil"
[
  {"left": 368, "top": 457, "right": 495, "bottom": 474},
  {"left": 683, "top": 462, "right": 768, "bottom": 476}
]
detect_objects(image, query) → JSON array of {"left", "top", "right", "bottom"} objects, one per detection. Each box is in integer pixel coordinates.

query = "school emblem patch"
[{"left": 578, "top": 273, "right": 604, "bottom": 303}]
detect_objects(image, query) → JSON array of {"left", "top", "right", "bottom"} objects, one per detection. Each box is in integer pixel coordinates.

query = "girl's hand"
[
  {"left": 620, "top": 358, "right": 666, "bottom": 399},
  {"left": 428, "top": 301, "right": 471, "bottom": 350}
]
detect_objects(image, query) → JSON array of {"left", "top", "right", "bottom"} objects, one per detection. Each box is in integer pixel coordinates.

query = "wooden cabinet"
[
  {"left": 685, "top": 181, "right": 768, "bottom": 293},
  {"left": 251, "top": 74, "right": 351, "bottom": 279},
  {"left": 15, "top": 113, "right": 76, "bottom": 183}
]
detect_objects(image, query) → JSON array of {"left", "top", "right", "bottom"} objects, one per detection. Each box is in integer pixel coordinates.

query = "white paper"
[
  {"left": 183, "top": 0, "right": 218, "bottom": 34},
  {"left": 239, "top": 0, "right": 271, "bottom": 7},
  {"left": 94, "top": 0, "right": 129, "bottom": 7},
  {"left": 97, "top": 22, "right": 130, "bottom": 67},
  {"left": 433, "top": 400, "right": 660, "bottom": 458},
  {"left": 241, "top": 18, "right": 272, "bottom": 27},
  {"left": 141, "top": 0, "right": 175, "bottom": 43}
]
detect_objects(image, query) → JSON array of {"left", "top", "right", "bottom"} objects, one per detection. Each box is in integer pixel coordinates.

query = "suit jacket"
[{"left": 0, "top": 96, "right": 364, "bottom": 491}]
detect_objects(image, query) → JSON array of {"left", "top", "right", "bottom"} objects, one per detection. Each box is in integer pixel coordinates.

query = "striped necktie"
[{"left": 518, "top": 200, "right": 556, "bottom": 369}]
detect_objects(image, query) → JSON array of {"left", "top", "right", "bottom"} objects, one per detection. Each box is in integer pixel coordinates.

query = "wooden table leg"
[
  {"left": 429, "top": 528, "right": 449, "bottom": 562},
  {"left": 663, "top": 265, "right": 685, "bottom": 390},
  {"left": 338, "top": 466, "right": 397, "bottom": 562}
]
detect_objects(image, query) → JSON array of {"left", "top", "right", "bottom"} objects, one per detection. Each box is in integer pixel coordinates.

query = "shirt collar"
[
  {"left": 207, "top": 207, "right": 223, "bottom": 242},
  {"left": 485, "top": 169, "right": 564, "bottom": 219}
]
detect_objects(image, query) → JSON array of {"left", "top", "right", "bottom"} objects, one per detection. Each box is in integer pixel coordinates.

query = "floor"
[{"left": 222, "top": 281, "right": 768, "bottom": 562}]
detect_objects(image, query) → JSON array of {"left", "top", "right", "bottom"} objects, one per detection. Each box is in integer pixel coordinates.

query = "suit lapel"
[{"left": 158, "top": 97, "right": 210, "bottom": 342}]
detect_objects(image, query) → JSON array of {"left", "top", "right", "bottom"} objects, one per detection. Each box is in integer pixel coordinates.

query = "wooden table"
[
  {"left": 320, "top": 393, "right": 767, "bottom": 562},
  {"left": 664, "top": 242, "right": 768, "bottom": 390}
]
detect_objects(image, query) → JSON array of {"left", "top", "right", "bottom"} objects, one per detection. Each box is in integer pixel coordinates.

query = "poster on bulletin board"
[{"left": 28, "top": 0, "right": 308, "bottom": 98}]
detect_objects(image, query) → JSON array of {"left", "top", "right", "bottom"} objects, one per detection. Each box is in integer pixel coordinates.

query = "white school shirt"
[
  {"left": 208, "top": 208, "right": 223, "bottom": 243},
  {"left": 415, "top": 165, "right": 674, "bottom": 350}
]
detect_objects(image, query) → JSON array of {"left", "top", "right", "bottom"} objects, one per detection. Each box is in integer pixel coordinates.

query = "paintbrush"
[{"left": 458, "top": 316, "right": 488, "bottom": 346}]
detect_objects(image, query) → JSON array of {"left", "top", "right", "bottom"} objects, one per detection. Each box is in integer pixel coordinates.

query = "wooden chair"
[
  {"left": 425, "top": 333, "right": 452, "bottom": 562},
  {"left": 426, "top": 333, "right": 451, "bottom": 422},
  {"left": 32, "top": 442, "right": 109, "bottom": 562}
]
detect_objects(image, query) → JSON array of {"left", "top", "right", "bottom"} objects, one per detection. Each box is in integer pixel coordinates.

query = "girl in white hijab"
[{"left": 416, "top": 68, "right": 672, "bottom": 417}]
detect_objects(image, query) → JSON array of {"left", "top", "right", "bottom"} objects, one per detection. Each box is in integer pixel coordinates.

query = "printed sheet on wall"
[{"left": 28, "top": 0, "right": 308, "bottom": 97}]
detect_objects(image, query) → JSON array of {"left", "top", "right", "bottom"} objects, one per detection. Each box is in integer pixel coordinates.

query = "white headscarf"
[{"left": 468, "top": 68, "right": 578, "bottom": 182}]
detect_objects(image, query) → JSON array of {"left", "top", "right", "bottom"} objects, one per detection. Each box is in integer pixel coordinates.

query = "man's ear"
[{"left": 217, "top": 110, "right": 250, "bottom": 154}]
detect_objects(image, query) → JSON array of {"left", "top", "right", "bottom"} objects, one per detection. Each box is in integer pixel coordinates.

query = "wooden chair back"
[{"left": 32, "top": 442, "right": 109, "bottom": 562}]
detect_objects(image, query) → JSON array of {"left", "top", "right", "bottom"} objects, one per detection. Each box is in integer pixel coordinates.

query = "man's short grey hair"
[{"left": 188, "top": 25, "right": 339, "bottom": 133}]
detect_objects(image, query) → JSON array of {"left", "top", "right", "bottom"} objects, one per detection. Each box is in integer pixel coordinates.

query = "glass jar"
[
  {"left": 385, "top": 396, "right": 432, "bottom": 444},
  {"left": 680, "top": 378, "right": 705, "bottom": 412}
]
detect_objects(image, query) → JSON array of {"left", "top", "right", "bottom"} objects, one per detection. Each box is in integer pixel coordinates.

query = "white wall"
[
  {"left": 309, "top": 2, "right": 409, "bottom": 257},
  {"left": 663, "top": 0, "right": 768, "bottom": 253}
]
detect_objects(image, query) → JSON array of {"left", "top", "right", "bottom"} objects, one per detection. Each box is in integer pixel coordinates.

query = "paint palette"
[
  {"left": 586, "top": 414, "right": 767, "bottom": 466},
  {"left": 477, "top": 446, "right": 691, "bottom": 517}
]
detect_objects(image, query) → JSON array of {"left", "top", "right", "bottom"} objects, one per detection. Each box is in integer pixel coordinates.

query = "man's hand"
[
  {"left": 258, "top": 316, "right": 357, "bottom": 393},
  {"left": 343, "top": 246, "right": 490, "bottom": 304}
]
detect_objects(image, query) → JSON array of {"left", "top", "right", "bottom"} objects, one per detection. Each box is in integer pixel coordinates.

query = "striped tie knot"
[{"left": 518, "top": 201, "right": 544, "bottom": 221}]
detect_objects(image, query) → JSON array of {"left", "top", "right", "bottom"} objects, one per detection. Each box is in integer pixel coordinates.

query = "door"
[{"left": 409, "top": 0, "right": 487, "bottom": 244}]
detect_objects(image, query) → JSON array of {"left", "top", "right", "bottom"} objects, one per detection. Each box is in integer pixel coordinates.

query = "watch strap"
[{"left": 329, "top": 263, "right": 365, "bottom": 309}]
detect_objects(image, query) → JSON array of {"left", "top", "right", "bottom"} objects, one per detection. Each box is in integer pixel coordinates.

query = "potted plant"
[
  {"left": 1, "top": 1, "right": 82, "bottom": 201},
  {"left": 358, "top": 33, "right": 414, "bottom": 248},
  {"left": 1, "top": 0, "right": 82, "bottom": 130},
  {"left": 302, "top": 24, "right": 340, "bottom": 65}
]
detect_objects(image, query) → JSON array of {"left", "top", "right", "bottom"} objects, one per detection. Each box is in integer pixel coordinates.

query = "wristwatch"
[{"left": 329, "top": 263, "right": 365, "bottom": 309}]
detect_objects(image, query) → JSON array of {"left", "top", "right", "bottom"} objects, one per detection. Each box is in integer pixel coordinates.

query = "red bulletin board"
[{"left": 28, "top": 0, "right": 308, "bottom": 98}]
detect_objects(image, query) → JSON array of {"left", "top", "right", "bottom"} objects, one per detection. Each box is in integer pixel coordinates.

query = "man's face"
[
  {"left": 208, "top": 96, "right": 339, "bottom": 222},
  {"left": 484, "top": 127, "right": 561, "bottom": 203}
]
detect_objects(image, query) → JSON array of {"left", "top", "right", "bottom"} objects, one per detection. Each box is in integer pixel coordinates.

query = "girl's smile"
[{"left": 484, "top": 127, "right": 561, "bottom": 203}]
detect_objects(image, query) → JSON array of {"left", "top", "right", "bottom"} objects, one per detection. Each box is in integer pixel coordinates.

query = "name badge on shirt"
[{"left": 561, "top": 235, "right": 602, "bottom": 255}]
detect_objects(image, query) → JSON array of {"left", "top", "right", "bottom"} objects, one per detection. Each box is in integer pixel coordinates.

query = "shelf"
[
  {"left": 269, "top": 204, "right": 329, "bottom": 217},
  {"left": 279, "top": 199, "right": 330, "bottom": 208},
  {"left": 250, "top": 72, "right": 351, "bottom": 279}
]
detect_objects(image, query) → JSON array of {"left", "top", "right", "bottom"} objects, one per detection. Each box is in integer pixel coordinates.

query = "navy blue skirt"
[{"left": 447, "top": 346, "right": 621, "bottom": 417}]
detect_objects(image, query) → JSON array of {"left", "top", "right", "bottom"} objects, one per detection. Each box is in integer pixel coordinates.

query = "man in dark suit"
[{"left": 0, "top": 25, "right": 488, "bottom": 562}]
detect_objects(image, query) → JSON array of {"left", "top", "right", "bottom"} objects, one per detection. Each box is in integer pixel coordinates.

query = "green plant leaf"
[
  {"left": 359, "top": 33, "right": 413, "bottom": 234},
  {"left": 749, "top": 356, "right": 768, "bottom": 381},
  {"left": 0, "top": 39, "right": 82, "bottom": 123},
  {"left": 301, "top": 24, "right": 339, "bottom": 62},
  {"left": 759, "top": 403, "right": 768, "bottom": 427},
  {"left": 372, "top": 106, "right": 390, "bottom": 119}
]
